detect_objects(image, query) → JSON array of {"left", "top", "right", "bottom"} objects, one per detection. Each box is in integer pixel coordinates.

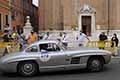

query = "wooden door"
[{"left": 82, "top": 16, "right": 91, "bottom": 36}]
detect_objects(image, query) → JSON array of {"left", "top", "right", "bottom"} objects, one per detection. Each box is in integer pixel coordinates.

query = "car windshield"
[{"left": 25, "top": 45, "right": 38, "bottom": 52}]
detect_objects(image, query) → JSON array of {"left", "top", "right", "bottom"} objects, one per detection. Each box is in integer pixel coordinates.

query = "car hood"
[
  {"left": 0, "top": 52, "right": 24, "bottom": 62},
  {"left": 0, "top": 52, "right": 38, "bottom": 63}
]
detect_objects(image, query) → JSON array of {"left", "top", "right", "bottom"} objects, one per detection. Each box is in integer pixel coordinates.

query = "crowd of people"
[
  {"left": 42, "top": 32, "right": 68, "bottom": 47},
  {"left": 2, "top": 24, "right": 24, "bottom": 52},
  {"left": 98, "top": 32, "right": 119, "bottom": 49},
  {"left": 41, "top": 31, "right": 90, "bottom": 47},
  {"left": 1, "top": 24, "right": 119, "bottom": 53}
]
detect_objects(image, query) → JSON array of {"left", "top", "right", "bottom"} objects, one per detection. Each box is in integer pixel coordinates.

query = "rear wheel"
[
  {"left": 17, "top": 61, "right": 38, "bottom": 77},
  {"left": 87, "top": 57, "right": 104, "bottom": 72}
]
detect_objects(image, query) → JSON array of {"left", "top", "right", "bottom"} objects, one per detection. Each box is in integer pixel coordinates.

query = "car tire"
[
  {"left": 17, "top": 61, "right": 38, "bottom": 77},
  {"left": 87, "top": 57, "right": 104, "bottom": 72}
]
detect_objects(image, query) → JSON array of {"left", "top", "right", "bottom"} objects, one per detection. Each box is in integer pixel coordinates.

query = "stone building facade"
[
  {"left": 11, "top": 0, "right": 38, "bottom": 32},
  {"left": 39, "top": 0, "right": 120, "bottom": 36},
  {"left": 0, "top": 0, "right": 11, "bottom": 31}
]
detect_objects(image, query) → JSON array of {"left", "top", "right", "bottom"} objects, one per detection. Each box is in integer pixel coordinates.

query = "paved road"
[{"left": 0, "top": 57, "right": 120, "bottom": 80}]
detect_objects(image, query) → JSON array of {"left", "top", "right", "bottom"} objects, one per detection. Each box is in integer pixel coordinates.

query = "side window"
[
  {"left": 39, "top": 43, "right": 60, "bottom": 52},
  {"left": 39, "top": 44, "right": 48, "bottom": 51},
  {"left": 25, "top": 45, "right": 38, "bottom": 52}
]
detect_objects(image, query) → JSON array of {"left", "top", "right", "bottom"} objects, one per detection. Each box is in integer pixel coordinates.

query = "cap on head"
[
  {"left": 31, "top": 30, "right": 34, "bottom": 34},
  {"left": 31, "top": 30, "right": 34, "bottom": 32},
  {"left": 114, "top": 33, "right": 117, "bottom": 37}
]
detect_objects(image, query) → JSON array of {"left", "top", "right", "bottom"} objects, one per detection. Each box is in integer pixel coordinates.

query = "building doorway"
[{"left": 82, "top": 16, "right": 91, "bottom": 36}]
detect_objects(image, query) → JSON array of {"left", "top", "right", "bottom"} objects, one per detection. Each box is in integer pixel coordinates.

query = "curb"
[{"left": 112, "top": 56, "right": 120, "bottom": 59}]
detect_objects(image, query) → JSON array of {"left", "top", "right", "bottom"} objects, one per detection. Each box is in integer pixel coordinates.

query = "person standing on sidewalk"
[
  {"left": 2, "top": 30, "right": 11, "bottom": 56},
  {"left": 4, "top": 24, "right": 12, "bottom": 35},
  {"left": 17, "top": 25, "right": 23, "bottom": 35},
  {"left": 42, "top": 32, "right": 51, "bottom": 40},
  {"left": 76, "top": 31, "right": 90, "bottom": 47},
  {"left": 27, "top": 31, "right": 38, "bottom": 44},
  {"left": 111, "top": 33, "right": 119, "bottom": 56},
  {"left": 62, "top": 32, "right": 68, "bottom": 47},
  {"left": 98, "top": 32, "right": 108, "bottom": 49},
  {"left": 111, "top": 33, "right": 119, "bottom": 47}
]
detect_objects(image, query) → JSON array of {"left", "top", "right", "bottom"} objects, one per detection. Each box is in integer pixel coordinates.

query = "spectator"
[
  {"left": 27, "top": 30, "right": 38, "bottom": 44},
  {"left": 4, "top": 24, "right": 12, "bottom": 34},
  {"left": 62, "top": 32, "right": 68, "bottom": 47},
  {"left": 111, "top": 33, "right": 119, "bottom": 47},
  {"left": 11, "top": 30, "right": 18, "bottom": 40},
  {"left": 17, "top": 25, "right": 23, "bottom": 35},
  {"left": 18, "top": 34, "right": 25, "bottom": 51},
  {"left": 42, "top": 32, "right": 50, "bottom": 40},
  {"left": 57, "top": 32, "right": 63, "bottom": 42},
  {"left": 99, "top": 32, "right": 107, "bottom": 41},
  {"left": 76, "top": 31, "right": 90, "bottom": 47},
  {"left": 3, "top": 31, "right": 9, "bottom": 42},
  {"left": 98, "top": 32, "right": 108, "bottom": 49}
]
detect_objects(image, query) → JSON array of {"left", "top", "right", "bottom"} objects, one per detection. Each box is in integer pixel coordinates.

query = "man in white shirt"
[
  {"left": 42, "top": 32, "right": 52, "bottom": 40},
  {"left": 4, "top": 24, "right": 12, "bottom": 34},
  {"left": 76, "top": 31, "right": 90, "bottom": 47},
  {"left": 42, "top": 32, "right": 49, "bottom": 40},
  {"left": 62, "top": 33, "right": 68, "bottom": 47}
]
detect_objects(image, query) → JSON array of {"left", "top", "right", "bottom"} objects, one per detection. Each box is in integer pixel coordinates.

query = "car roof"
[{"left": 30, "top": 40, "right": 59, "bottom": 46}]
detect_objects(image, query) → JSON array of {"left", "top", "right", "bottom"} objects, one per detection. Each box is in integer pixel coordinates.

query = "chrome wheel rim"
[
  {"left": 22, "top": 63, "right": 34, "bottom": 74},
  {"left": 90, "top": 59, "right": 101, "bottom": 71},
  {"left": 91, "top": 60, "right": 100, "bottom": 68}
]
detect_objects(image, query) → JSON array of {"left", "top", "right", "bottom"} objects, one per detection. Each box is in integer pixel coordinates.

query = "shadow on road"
[{"left": 1, "top": 66, "right": 111, "bottom": 78}]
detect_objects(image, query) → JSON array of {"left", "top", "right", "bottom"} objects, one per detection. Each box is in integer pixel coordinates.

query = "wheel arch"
[
  {"left": 17, "top": 60, "right": 39, "bottom": 72},
  {"left": 87, "top": 55, "right": 105, "bottom": 64}
]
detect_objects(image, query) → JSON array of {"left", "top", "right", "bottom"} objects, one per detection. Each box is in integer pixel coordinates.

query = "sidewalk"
[
  {"left": 0, "top": 48, "right": 5, "bottom": 57},
  {"left": 112, "top": 56, "right": 120, "bottom": 58}
]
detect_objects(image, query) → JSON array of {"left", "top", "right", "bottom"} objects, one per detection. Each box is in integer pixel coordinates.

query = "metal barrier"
[
  {"left": 0, "top": 42, "right": 20, "bottom": 56},
  {"left": 0, "top": 40, "right": 117, "bottom": 56},
  {"left": 86, "top": 41, "right": 117, "bottom": 55}
]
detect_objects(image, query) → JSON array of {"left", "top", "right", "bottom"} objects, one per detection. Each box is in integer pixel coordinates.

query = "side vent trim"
[{"left": 71, "top": 57, "right": 80, "bottom": 64}]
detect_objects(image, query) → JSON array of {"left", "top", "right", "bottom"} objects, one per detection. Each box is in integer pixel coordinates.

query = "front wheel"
[
  {"left": 17, "top": 61, "right": 38, "bottom": 77},
  {"left": 87, "top": 57, "right": 104, "bottom": 72}
]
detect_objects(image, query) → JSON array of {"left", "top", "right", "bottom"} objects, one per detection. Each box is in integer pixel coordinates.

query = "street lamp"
[{"left": 107, "top": 0, "right": 110, "bottom": 35}]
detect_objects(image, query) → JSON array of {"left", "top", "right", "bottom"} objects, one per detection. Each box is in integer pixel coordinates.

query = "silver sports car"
[{"left": 0, "top": 40, "right": 111, "bottom": 76}]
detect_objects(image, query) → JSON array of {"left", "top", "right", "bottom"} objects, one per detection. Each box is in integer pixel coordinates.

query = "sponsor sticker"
[{"left": 40, "top": 53, "right": 51, "bottom": 62}]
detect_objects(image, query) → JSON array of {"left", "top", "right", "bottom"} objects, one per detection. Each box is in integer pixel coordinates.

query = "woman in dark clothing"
[
  {"left": 98, "top": 32, "right": 108, "bottom": 49},
  {"left": 111, "top": 33, "right": 119, "bottom": 47}
]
